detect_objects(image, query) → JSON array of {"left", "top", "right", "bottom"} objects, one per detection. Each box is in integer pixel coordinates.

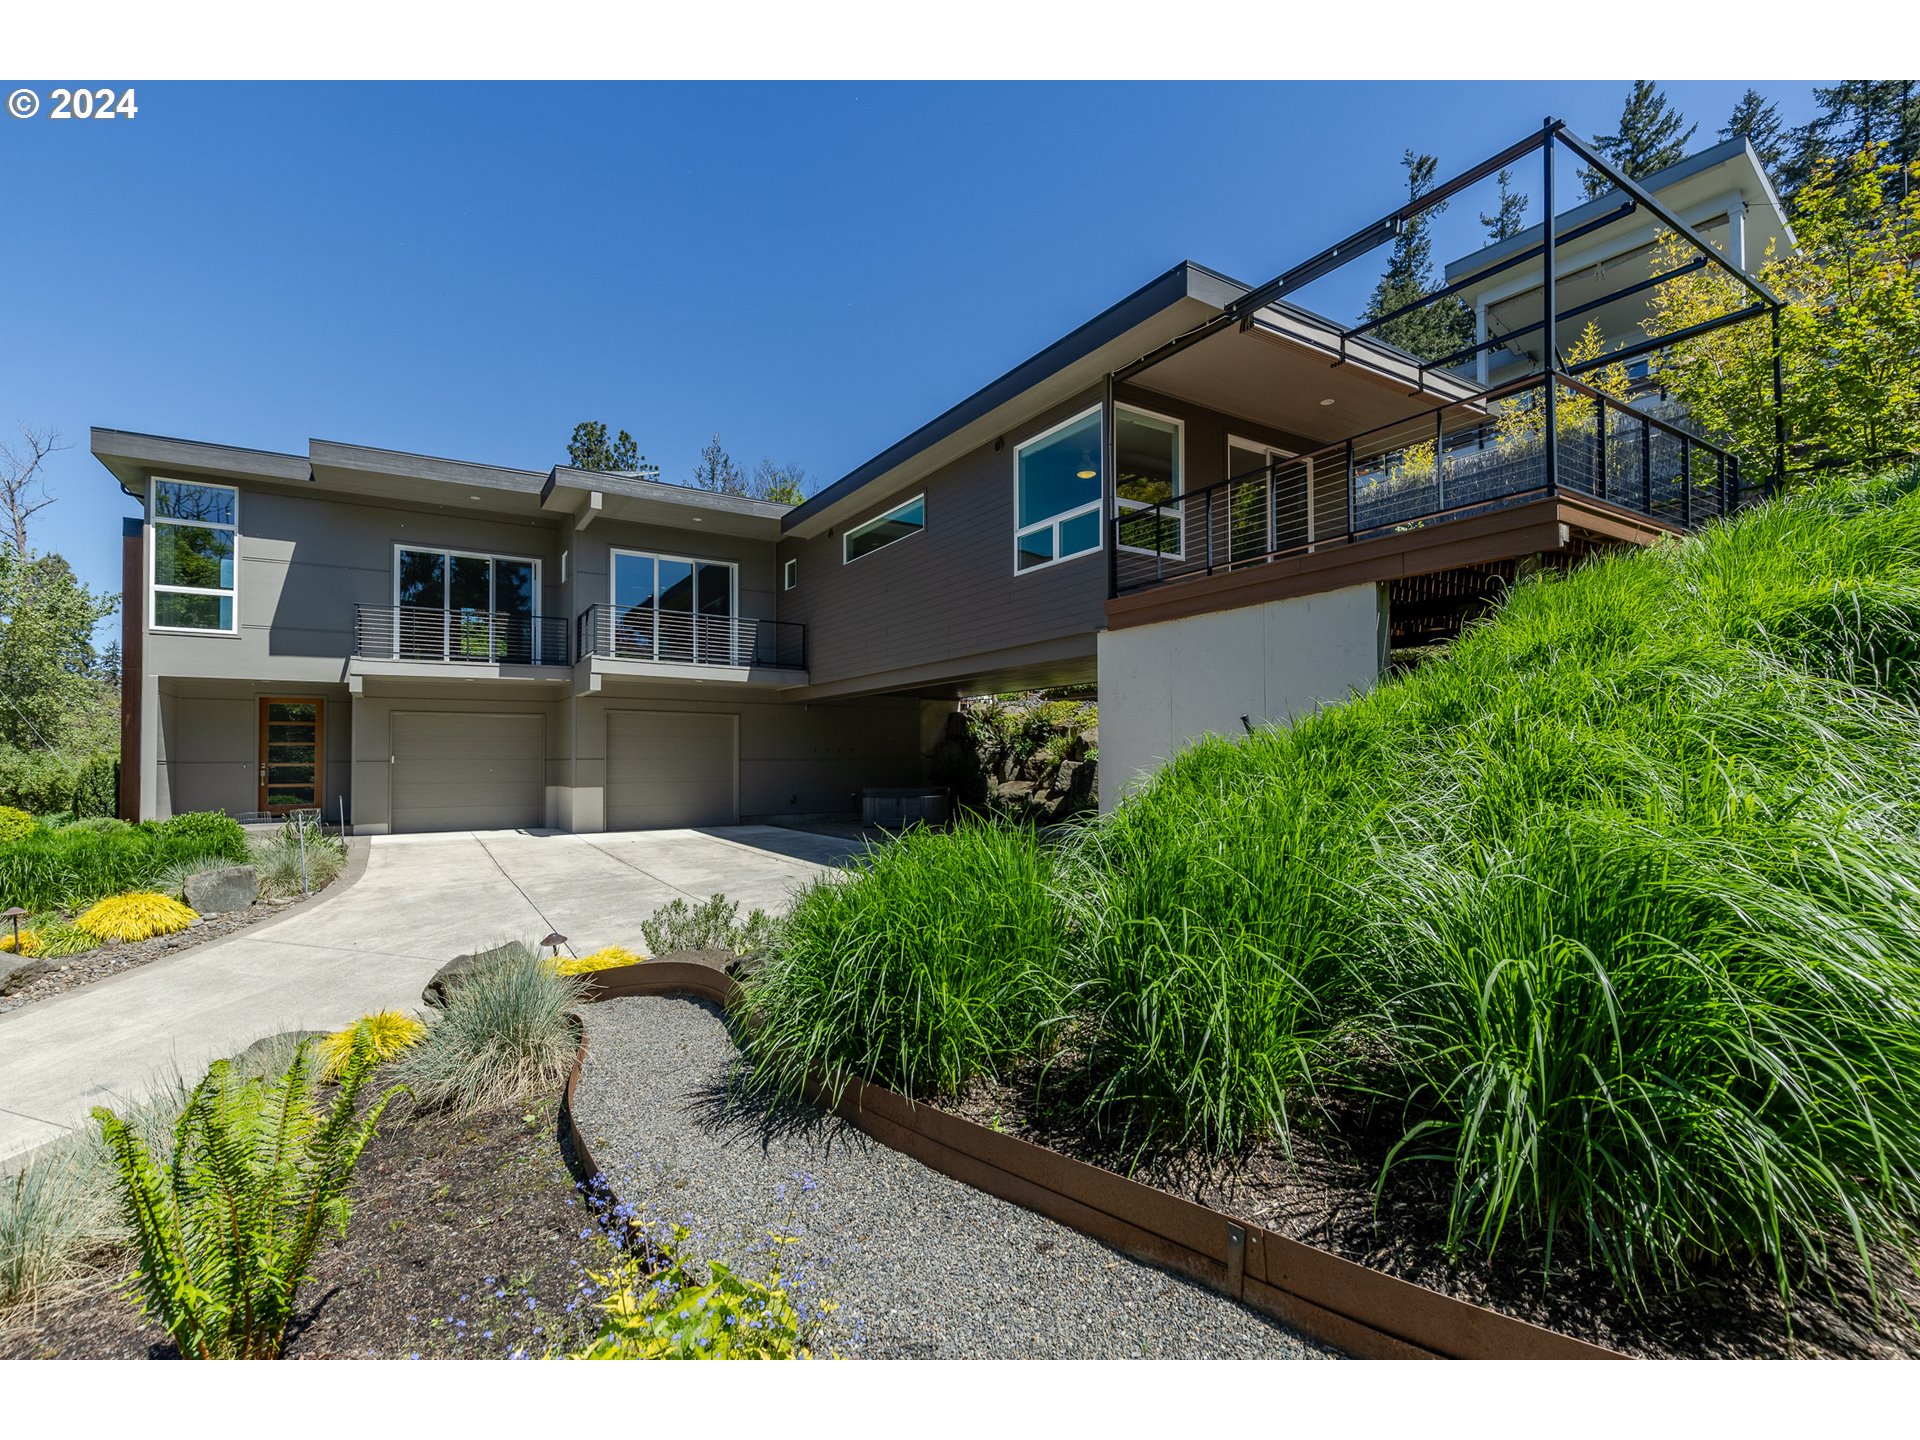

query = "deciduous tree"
[{"left": 1647, "top": 145, "right": 1920, "bottom": 476}]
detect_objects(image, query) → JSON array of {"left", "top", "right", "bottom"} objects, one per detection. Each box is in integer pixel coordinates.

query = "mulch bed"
[
  {"left": 940, "top": 1063, "right": 1920, "bottom": 1361},
  {"left": 0, "top": 1095, "right": 612, "bottom": 1360},
  {"left": 0, "top": 895, "right": 320, "bottom": 1018}
]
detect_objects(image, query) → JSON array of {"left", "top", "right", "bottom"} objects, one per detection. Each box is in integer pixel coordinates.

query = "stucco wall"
[{"left": 1095, "top": 581, "right": 1389, "bottom": 811}]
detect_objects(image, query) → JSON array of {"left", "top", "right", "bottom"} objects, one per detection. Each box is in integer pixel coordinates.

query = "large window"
[
  {"left": 394, "top": 546, "right": 540, "bottom": 662},
  {"left": 150, "top": 478, "right": 238, "bottom": 632},
  {"left": 843, "top": 494, "right": 925, "bottom": 564},
  {"left": 612, "top": 549, "right": 737, "bottom": 663},
  {"left": 1113, "top": 407, "right": 1183, "bottom": 556},
  {"left": 1014, "top": 408, "right": 1102, "bottom": 573}
]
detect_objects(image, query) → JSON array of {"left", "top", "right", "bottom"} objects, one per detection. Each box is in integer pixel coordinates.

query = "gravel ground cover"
[
  {"left": 575, "top": 994, "right": 1337, "bottom": 1360},
  {"left": 0, "top": 901, "right": 300, "bottom": 1017}
]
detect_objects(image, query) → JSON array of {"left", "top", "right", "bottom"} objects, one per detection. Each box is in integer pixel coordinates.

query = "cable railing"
[
  {"left": 354, "top": 605, "right": 569, "bottom": 665},
  {"left": 1111, "top": 370, "right": 1743, "bottom": 596},
  {"left": 575, "top": 604, "right": 807, "bottom": 670}
]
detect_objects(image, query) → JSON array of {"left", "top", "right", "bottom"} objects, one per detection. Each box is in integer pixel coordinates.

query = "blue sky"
[{"left": 2, "top": 80, "right": 1828, "bottom": 602}]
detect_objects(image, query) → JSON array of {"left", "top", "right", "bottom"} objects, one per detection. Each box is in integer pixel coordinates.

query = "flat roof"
[{"left": 1443, "top": 136, "right": 1793, "bottom": 285}]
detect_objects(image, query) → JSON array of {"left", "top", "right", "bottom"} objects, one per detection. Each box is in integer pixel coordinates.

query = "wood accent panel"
[{"left": 1105, "top": 496, "right": 1680, "bottom": 632}]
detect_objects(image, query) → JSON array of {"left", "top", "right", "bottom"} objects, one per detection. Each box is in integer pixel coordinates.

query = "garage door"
[
  {"left": 606, "top": 710, "right": 737, "bottom": 829},
  {"left": 391, "top": 712, "right": 545, "bottom": 832}
]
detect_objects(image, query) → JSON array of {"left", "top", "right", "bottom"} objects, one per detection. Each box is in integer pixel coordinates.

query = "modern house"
[{"left": 98, "top": 125, "right": 1780, "bottom": 833}]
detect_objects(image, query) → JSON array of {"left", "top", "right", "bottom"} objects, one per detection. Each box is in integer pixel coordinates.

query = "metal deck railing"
[
  {"left": 353, "top": 605, "right": 570, "bottom": 665},
  {"left": 1111, "top": 370, "right": 1744, "bottom": 596},
  {"left": 575, "top": 604, "right": 806, "bottom": 670}
]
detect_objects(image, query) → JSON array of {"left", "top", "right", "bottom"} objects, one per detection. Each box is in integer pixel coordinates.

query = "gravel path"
[{"left": 576, "top": 995, "right": 1339, "bottom": 1360}]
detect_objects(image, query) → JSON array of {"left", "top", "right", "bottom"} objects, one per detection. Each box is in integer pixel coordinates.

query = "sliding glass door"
[
  {"left": 612, "top": 550, "right": 737, "bottom": 663},
  {"left": 395, "top": 548, "right": 539, "bottom": 662}
]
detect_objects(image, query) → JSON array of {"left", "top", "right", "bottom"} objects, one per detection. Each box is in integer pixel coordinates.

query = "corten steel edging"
[{"left": 565, "top": 964, "right": 1623, "bottom": 1361}]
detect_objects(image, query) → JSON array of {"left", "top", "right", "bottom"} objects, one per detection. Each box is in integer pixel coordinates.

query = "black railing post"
[
  {"left": 1540, "top": 126, "right": 1560, "bottom": 499},
  {"left": 1681, "top": 435, "right": 1692, "bottom": 528},
  {"left": 1205, "top": 489, "right": 1215, "bottom": 575},
  {"left": 1346, "top": 438, "right": 1356, "bottom": 536},
  {"left": 1434, "top": 406, "right": 1446, "bottom": 512},
  {"left": 1595, "top": 396, "right": 1608, "bottom": 501},
  {"left": 1641, "top": 416, "right": 1652, "bottom": 514}
]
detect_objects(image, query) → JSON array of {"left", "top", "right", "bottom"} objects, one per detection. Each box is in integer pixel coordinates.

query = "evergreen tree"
[
  {"left": 566, "top": 420, "right": 654, "bottom": 478},
  {"left": 1779, "top": 80, "right": 1919, "bottom": 199},
  {"left": 1584, "top": 82, "right": 1698, "bottom": 197},
  {"left": 1364, "top": 151, "right": 1475, "bottom": 363},
  {"left": 1478, "top": 168, "right": 1528, "bottom": 242},
  {"left": 692, "top": 435, "right": 746, "bottom": 493},
  {"left": 1721, "top": 88, "right": 1789, "bottom": 180}
]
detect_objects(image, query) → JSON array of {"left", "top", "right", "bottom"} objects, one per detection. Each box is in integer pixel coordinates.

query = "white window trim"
[
  {"left": 1226, "top": 437, "right": 1307, "bottom": 560},
  {"left": 842, "top": 493, "right": 926, "bottom": 565},
  {"left": 609, "top": 546, "right": 741, "bottom": 664},
  {"left": 149, "top": 476, "right": 240, "bottom": 636},
  {"left": 391, "top": 543, "right": 545, "bottom": 662},
  {"left": 782, "top": 557, "right": 797, "bottom": 591},
  {"left": 1013, "top": 404, "right": 1104, "bottom": 576},
  {"left": 1114, "top": 403, "right": 1187, "bottom": 561}
]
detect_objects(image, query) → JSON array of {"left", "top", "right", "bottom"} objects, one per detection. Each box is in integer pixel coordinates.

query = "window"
[
  {"left": 394, "top": 546, "right": 540, "bottom": 662},
  {"left": 1226, "top": 439, "right": 1307, "bottom": 563},
  {"left": 1014, "top": 407, "right": 1102, "bottom": 573},
  {"left": 151, "top": 478, "right": 238, "bottom": 632},
  {"left": 612, "top": 548, "right": 738, "bottom": 663},
  {"left": 783, "top": 557, "right": 797, "bottom": 590},
  {"left": 1113, "top": 407, "right": 1183, "bottom": 557},
  {"left": 843, "top": 494, "right": 924, "bottom": 564}
]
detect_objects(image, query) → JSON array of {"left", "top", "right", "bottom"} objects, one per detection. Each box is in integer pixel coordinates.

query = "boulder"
[
  {"left": 230, "top": 1029, "right": 325, "bottom": 1076},
  {"left": 423, "top": 941, "right": 528, "bottom": 1009},
  {"left": 0, "top": 957, "right": 54, "bottom": 995},
  {"left": 185, "top": 865, "right": 257, "bottom": 915}
]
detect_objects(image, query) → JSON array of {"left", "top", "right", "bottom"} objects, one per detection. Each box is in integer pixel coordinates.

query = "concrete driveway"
[{"left": 0, "top": 825, "right": 866, "bottom": 1167}]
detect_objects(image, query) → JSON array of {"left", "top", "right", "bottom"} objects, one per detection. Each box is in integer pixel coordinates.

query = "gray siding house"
[{"left": 97, "top": 137, "right": 1778, "bottom": 832}]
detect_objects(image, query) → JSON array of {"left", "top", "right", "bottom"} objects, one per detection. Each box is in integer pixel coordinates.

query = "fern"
[{"left": 91, "top": 1031, "right": 406, "bottom": 1358}]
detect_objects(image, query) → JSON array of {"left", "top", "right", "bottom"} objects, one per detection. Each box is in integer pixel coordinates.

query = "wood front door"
[{"left": 259, "top": 697, "right": 324, "bottom": 815}]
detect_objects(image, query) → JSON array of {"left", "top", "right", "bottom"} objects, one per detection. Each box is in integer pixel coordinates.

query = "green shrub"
[
  {"left": 0, "top": 821, "right": 254, "bottom": 912},
  {"left": 743, "top": 820, "right": 1069, "bottom": 1099},
  {"left": 61, "top": 815, "right": 130, "bottom": 836},
  {"left": 0, "top": 807, "right": 37, "bottom": 844},
  {"left": 69, "top": 754, "right": 118, "bottom": 820},
  {"left": 0, "top": 747, "right": 85, "bottom": 816},
  {"left": 396, "top": 949, "right": 583, "bottom": 1115},
  {"left": 158, "top": 811, "right": 249, "bottom": 862},
  {"left": 640, "top": 893, "right": 777, "bottom": 956},
  {"left": 92, "top": 1033, "right": 404, "bottom": 1358}
]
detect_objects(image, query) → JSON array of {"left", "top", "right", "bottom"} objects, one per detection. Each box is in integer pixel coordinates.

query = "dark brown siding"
[
  {"left": 777, "top": 383, "right": 1322, "bottom": 696},
  {"left": 777, "top": 387, "right": 1111, "bottom": 694},
  {"left": 119, "top": 517, "right": 142, "bottom": 821}
]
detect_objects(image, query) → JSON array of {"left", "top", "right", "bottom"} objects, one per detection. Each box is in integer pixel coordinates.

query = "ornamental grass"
[
  {"left": 745, "top": 465, "right": 1920, "bottom": 1308},
  {"left": 317, "top": 1010, "right": 428, "bottom": 1080},
  {"left": 554, "top": 945, "right": 645, "bottom": 975},
  {"left": 74, "top": 891, "right": 198, "bottom": 943}
]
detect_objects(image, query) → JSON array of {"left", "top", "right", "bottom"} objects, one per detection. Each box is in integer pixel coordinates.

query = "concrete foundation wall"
[{"left": 1095, "top": 581, "right": 1389, "bottom": 811}]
